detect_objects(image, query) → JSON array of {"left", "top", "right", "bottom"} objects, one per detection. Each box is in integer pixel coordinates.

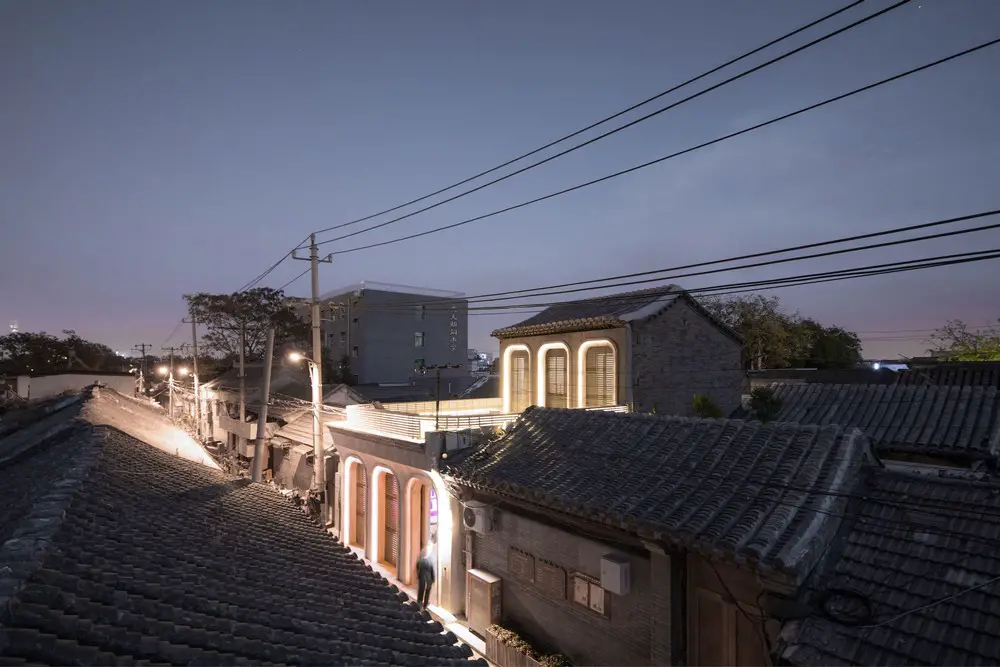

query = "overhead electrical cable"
[
  {"left": 309, "top": 0, "right": 912, "bottom": 248},
  {"left": 307, "top": 0, "right": 869, "bottom": 238},
  {"left": 307, "top": 37, "right": 1000, "bottom": 256}
]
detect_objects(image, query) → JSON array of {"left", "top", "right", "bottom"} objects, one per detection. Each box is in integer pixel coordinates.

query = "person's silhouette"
[{"left": 416, "top": 534, "right": 437, "bottom": 609}]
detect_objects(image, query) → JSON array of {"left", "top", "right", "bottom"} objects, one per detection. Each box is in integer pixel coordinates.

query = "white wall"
[{"left": 18, "top": 374, "right": 135, "bottom": 400}]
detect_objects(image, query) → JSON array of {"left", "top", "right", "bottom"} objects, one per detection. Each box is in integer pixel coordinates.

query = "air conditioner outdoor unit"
[{"left": 463, "top": 501, "right": 492, "bottom": 534}]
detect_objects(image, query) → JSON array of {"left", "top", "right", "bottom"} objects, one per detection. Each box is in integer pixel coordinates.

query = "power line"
[
  {"left": 161, "top": 319, "right": 186, "bottom": 347},
  {"left": 237, "top": 233, "right": 312, "bottom": 293},
  {"left": 322, "top": 210, "right": 1000, "bottom": 314},
  {"left": 361, "top": 211, "right": 1000, "bottom": 310},
  {"left": 406, "top": 210, "right": 1000, "bottom": 307},
  {"left": 343, "top": 248, "right": 1000, "bottom": 316},
  {"left": 307, "top": 0, "right": 879, "bottom": 241},
  {"left": 310, "top": 37, "right": 1000, "bottom": 255}
]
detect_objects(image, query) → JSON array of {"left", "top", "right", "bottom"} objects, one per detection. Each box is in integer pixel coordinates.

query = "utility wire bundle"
[{"left": 167, "top": 0, "right": 1000, "bottom": 349}]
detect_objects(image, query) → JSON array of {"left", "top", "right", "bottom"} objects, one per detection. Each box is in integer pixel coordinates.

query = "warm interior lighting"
[
  {"left": 501, "top": 344, "right": 530, "bottom": 413},
  {"left": 536, "top": 341, "right": 571, "bottom": 409},
  {"left": 577, "top": 339, "right": 617, "bottom": 408}
]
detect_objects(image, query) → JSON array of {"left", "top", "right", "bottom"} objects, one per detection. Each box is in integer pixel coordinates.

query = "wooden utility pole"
[
  {"left": 183, "top": 313, "right": 201, "bottom": 440},
  {"left": 293, "top": 233, "right": 332, "bottom": 522},
  {"left": 252, "top": 328, "right": 275, "bottom": 483},
  {"left": 132, "top": 343, "right": 151, "bottom": 395},
  {"left": 417, "top": 363, "right": 463, "bottom": 431},
  {"left": 238, "top": 320, "right": 246, "bottom": 457},
  {"left": 162, "top": 346, "right": 181, "bottom": 418}
]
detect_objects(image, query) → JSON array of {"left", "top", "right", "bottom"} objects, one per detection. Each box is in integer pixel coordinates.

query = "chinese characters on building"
[{"left": 449, "top": 305, "right": 459, "bottom": 352}]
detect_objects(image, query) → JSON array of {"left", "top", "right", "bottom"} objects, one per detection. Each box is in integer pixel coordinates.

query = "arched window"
[
  {"left": 382, "top": 472, "right": 400, "bottom": 568},
  {"left": 509, "top": 349, "right": 530, "bottom": 412},
  {"left": 545, "top": 349, "right": 569, "bottom": 408},
  {"left": 579, "top": 341, "right": 616, "bottom": 407},
  {"left": 351, "top": 460, "right": 368, "bottom": 549}
]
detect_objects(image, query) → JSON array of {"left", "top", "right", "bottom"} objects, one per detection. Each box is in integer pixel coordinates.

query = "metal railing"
[{"left": 339, "top": 401, "right": 627, "bottom": 442}]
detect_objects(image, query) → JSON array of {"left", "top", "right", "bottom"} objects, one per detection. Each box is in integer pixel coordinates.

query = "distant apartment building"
[{"left": 319, "top": 281, "right": 469, "bottom": 385}]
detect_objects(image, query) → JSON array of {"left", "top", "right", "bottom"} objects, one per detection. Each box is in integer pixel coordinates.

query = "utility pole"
[
  {"left": 162, "top": 346, "right": 180, "bottom": 419},
  {"left": 183, "top": 313, "right": 201, "bottom": 440},
  {"left": 293, "top": 233, "right": 333, "bottom": 523},
  {"left": 132, "top": 343, "right": 151, "bottom": 395},
  {"left": 238, "top": 319, "right": 246, "bottom": 458},
  {"left": 252, "top": 329, "right": 275, "bottom": 483},
  {"left": 416, "top": 363, "right": 463, "bottom": 431}
]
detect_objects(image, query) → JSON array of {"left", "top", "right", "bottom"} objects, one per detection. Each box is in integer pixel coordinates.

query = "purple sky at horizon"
[{"left": 1, "top": 0, "right": 998, "bottom": 362}]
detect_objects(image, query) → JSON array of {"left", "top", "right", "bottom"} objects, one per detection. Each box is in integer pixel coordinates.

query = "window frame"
[
  {"left": 577, "top": 340, "right": 617, "bottom": 408},
  {"left": 537, "top": 342, "right": 571, "bottom": 409}
]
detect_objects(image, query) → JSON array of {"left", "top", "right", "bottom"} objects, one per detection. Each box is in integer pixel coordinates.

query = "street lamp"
[
  {"left": 288, "top": 350, "right": 326, "bottom": 521},
  {"left": 157, "top": 365, "right": 169, "bottom": 376},
  {"left": 177, "top": 366, "right": 189, "bottom": 377}
]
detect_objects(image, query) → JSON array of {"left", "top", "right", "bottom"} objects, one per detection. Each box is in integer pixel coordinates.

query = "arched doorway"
[
  {"left": 345, "top": 459, "right": 368, "bottom": 550},
  {"left": 405, "top": 477, "right": 438, "bottom": 597},
  {"left": 374, "top": 469, "right": 400, "bottom": 577}
]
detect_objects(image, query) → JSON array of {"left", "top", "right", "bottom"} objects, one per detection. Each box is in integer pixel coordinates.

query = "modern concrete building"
[{"left": 319, "top": 281, "right": 469, "bottom": 385}]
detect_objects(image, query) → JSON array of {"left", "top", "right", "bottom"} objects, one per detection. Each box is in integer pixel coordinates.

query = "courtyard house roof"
[
  {"left": 757, "top": 383, "right": 1000, "bottom": 463},
  {"left": 441, "top": 406, "right": 873, "bottom": 581},
  {"left": 0, "top": 390, "right": 477, "bottom": 666},
  {"left": 779, "top": 468, "right": 1000, "bottom": 666},
  {"left": 490, "top": 284, "right": 741, "bottom": 342}
]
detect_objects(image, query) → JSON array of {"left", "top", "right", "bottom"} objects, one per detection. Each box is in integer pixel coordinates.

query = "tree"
[
  {"left": 0, "top": 330, "right": 120, "bottom": 375},
  {"left": 322, "top": 352, "right": 356, "bottom": 386},
  {"left": 701, "top": 294, "right": 809, "bottom": 369},
  {"left": 702, "top": 295, "right": 863, "bottom": 370},
  {"left": 792, "top": 319, "right": 863, "bottom": 369},
  {"left": 749, "top": 387, "right": 782, "bottom": 423},
  {"left": 184, "top": 288, "right": 309, "bottom": 361},
  {"left": 692, "top": 394, "right": 723, "bottom": 418},
  {"left": 928, "top": 319, "right": 1000, "bottom": 361}
]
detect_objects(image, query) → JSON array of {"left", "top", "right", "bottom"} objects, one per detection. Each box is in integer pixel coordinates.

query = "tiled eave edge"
[
  {"left": 0, "top": 424, "right": 105, "bottom": 629},
  {"left": 491, "top": 317, "right": 622, "bottom": 340},
  {"left": 444, "top": 474, "right": 802, "bottom": 587}
]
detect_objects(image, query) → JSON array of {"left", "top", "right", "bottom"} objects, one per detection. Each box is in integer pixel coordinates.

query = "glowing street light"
[
  {"left": 177, "top": 367, "right": 190, "bottom": 377},
  {"left": 288, "top": 350, "right": 324, "bottom": 511},
  {"left": 157, "top": 365, "right": 169, "bottom": 376}
]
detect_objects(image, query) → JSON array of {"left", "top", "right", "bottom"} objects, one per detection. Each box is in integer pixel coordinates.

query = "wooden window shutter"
[
  {"left": 585, "top": 346, "right": 615, "bottom": 407},
  {"left": 510, "top": 351, "right": 530, "bottom": 412},
  {"left": 546, "top": 349, "right": 568, "bottom": 408},
  {"left": 384, "top": 474, "right": 399, "bottom": 567},
  {"left": 355, "top": 465, "right": 367, "bottom": 548}
]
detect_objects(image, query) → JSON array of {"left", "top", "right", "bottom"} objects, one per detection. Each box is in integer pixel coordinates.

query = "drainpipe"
[{"left": 624, "top": 322, "right": 636, "bottom": 411}]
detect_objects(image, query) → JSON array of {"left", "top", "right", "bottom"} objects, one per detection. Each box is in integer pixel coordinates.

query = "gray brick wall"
[
  {"left": 649, "top": 550, "right": 672, "bottom": 665},
  {"left": 631, "top": 298, "right": 743, "bottom": 416},
  {"left": 471, "top": 508, "right": 651, "bottom": 666}
]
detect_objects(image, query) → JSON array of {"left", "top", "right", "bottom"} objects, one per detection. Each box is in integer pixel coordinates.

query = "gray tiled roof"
[
  {"left": 780, "top": 469, "right": 1000, "bottom": 666},
  {"left": 490, "top": 285, "right": 742, "bottom": 341},
  {"left": 893, "top": 362, "right": 1000, "bottom": 388},
  {"left": 763, "top": 383, "right": 1000, "bottom": 462},
  {"left": 0, "top": 406, "right": 477, "bottom": 664},
  {"left": 441, "top": 407, "right": 872, "bottom": 579}
]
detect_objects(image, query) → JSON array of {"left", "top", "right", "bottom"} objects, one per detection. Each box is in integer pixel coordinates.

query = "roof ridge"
[{"left": 0, "top": 424, "right": 105, "bottom": 627}]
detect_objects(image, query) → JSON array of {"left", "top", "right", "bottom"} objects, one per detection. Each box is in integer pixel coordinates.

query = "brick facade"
[
  {"left": 471, "top": 507, "right": 651, "bottom": 666},
  {"left": 631, "top": 298, "right": 743, "bottom": 416}
]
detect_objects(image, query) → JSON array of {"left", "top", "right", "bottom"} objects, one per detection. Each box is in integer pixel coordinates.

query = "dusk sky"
[{"left": 2, "top": 0, "right": 998, "bottom": 361}]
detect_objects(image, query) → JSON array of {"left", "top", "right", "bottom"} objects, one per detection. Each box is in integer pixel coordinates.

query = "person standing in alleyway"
[{"left": 416, "top": 534, "right": 437, "bottom": 609}]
